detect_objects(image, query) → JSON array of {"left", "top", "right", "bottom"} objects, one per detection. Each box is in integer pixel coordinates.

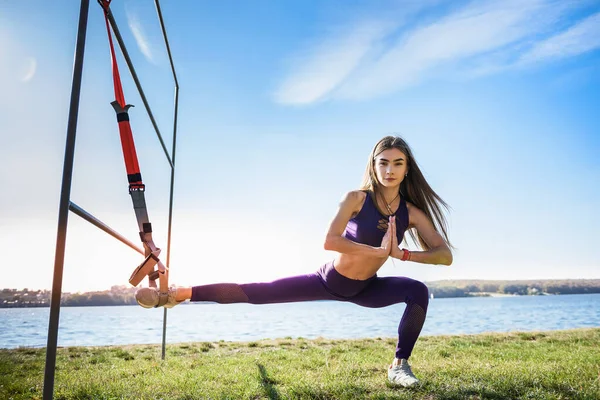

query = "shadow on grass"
[
  {"left": 285, "top": 384, "right": 373, "bottom": 400},
  {"left": 257, "top": 362, "right": 281, "bottom": 400}
]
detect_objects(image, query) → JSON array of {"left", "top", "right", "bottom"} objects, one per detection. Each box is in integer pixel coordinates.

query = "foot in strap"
[{"left": 135, "top": 287, "right": 183, "bottom": 309}]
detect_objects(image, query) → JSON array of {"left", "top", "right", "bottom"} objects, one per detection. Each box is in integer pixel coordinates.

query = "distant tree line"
[
  {"left": 61, "top": 292, "right": 137, "bottom": 307},
  {"left": 1, "top": 288, "right": 51, "bottom": 307},
  {"left": 426, "top": 279, "right": 600, "bottom": 298},
  {"left": 3, "top": 280, "right": 600, "bottom": 306},
  {"left": 1, "top": 286, "right": 137, "bottom": 308}
]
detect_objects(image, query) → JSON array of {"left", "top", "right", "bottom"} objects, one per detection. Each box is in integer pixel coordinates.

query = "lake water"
[{"left": 1, "top": 294, "right": 599, "bottom": 349}]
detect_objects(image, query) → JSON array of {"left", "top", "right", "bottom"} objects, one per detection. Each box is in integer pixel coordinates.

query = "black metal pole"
[
  {"left": 154, "top": 0, "right": 180, "bottom": 361},
  {"left": 69, "top": 202, "right": 144, "bottom": 255},
  {"left": 162, "top": 81, "right": 179, "bottom": 360},
  {"left": 154, "top": 0, "right": 179, "bottom": 88},
  {"left": 43, "top": 1, "right": 90, "bottom": 399}
]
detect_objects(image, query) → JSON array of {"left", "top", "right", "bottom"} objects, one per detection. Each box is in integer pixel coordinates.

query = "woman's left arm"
[{"left": 391, "top": 204, "right": 453, "bottom": 266}]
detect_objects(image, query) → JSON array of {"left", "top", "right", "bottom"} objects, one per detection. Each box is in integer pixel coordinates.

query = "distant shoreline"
[
  {"left": 2, "top": 291, "right": 599, "bottom": 308},
  {"left": 2, "top": 279, "right": 600, "bottom": 308}
]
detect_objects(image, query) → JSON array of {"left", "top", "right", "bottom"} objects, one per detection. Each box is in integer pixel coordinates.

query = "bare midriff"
[{"left": 334, "top": 253, "right": 386, "bottom": 281}]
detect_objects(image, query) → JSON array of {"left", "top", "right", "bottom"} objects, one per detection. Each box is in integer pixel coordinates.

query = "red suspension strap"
[
  {"left": 100, "top": 0, "right": 142, "bottom": 188},
  {"left": 99, "top": 0, "right": 169, "bottom": 306}
]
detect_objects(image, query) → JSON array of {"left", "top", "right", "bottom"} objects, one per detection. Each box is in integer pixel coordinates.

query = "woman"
[{"left": 137, "top": 135, "right": 453, "bottom": 388}]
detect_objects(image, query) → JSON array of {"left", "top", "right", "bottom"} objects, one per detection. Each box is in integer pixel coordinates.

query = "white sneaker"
[
  {"left": 388, "top": 359, "right": 420, "bottom": 388},
  {"left": 135, "top": 287, "right": 182, "bottom": 309}
]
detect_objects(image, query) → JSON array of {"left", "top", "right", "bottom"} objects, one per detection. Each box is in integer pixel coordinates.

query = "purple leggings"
[{"left": 191, "top": 261, "right": 429, "bottom": 360}]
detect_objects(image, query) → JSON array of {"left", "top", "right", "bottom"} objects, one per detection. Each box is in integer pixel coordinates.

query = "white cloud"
[
  {"left": 19, "top": 57, "right": 36, "bottom": 82},
  {"left": 274, "top": 21, "right": 396, "bottom": 105},
  {"left": 0, "top": 28, "right": 37, "bottom": 85},
  {"left": 125, "top": 7, "right": 156, "bottom": 64},
  {"left": 338, "top": 0, "right": 549, "bottom": 99},
  {"left": 518, "top": 12, "right": 600, "bottom": 65},
  {"left": 273, "top": 0, "right": 440, "bottom": 105},
  {"left": 275, "top": 0, "right": 600, "bottom": 104}
]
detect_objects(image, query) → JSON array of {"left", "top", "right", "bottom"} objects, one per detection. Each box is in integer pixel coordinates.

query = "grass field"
[{"left": 1, "top": 328, "right": 599, "bottom": 399}]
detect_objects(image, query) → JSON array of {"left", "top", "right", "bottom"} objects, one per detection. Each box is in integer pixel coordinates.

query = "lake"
[{"left": 1, "top": 293, "right": 599, "bottom": 349}]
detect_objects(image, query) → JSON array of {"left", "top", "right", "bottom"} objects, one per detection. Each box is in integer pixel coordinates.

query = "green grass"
[{"left": 1, "top": 328, "right": 599, "bottom": 399}]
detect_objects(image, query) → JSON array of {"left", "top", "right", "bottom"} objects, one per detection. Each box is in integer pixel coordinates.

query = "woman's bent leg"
[
  {"left": 349, "top": 277, "right": 429, "bottom": 360},
  {"left": 191, "top": 273, "right": 338, "bottom": 304}
]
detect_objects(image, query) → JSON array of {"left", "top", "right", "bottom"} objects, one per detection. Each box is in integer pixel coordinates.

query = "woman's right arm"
[{"left": 323, "top": 190, "right": 390, "bottom": 258}]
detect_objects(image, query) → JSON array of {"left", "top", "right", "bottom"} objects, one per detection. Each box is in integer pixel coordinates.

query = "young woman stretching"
[{"left": 136, "top": 136, "right": 453, "bottom": 387}]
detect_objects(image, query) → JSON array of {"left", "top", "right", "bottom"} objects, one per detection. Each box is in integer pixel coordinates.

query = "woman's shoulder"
[
  {"left": 342, "top": 190, "right": 367, "bottom": 203},
  {"left": 405, "top": 200, "right": 421, "bottom": 215},
  {"left": 405, "top": 201, "right": 428, "bottom": 227},
  {"left": 345, "top": 189, "right": 368, "bottom": 201},
  {"left": 339, "top": 190, "right": 368, "bottom": 212}
]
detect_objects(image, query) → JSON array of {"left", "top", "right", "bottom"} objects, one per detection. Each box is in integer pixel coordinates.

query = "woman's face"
[{"left": 374, "top": 148, "right": 408, "bottom": 188}]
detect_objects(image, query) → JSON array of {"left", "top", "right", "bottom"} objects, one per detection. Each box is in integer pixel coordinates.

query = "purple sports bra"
[{"left": 343, "top": 191, "right": 409, "bottom": 247}]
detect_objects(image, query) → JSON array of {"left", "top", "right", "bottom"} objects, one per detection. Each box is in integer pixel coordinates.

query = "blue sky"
[{"left": 1, "top": 0, "right": 599, "bottom": 292}]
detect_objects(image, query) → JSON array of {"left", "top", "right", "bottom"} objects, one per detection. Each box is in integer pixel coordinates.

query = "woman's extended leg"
[
  {"left": 136, "top": 262, "right": 352, "bottom": 308},
  {"left": 189, "top": 273, "right": 340, "bottom": 304}
]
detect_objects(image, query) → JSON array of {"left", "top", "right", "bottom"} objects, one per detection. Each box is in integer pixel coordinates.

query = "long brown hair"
[{"left": 360, "top": 136, "right": 452, "bottom": 250}]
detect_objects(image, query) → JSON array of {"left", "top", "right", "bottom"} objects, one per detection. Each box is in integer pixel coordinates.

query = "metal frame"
[{"left": 43, "top": 1, "right": 179, "bottom": 398}]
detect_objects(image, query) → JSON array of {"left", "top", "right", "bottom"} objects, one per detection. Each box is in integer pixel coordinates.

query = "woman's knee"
[{"left": 406, "top": 279, "right": 429, "bottom": 309}]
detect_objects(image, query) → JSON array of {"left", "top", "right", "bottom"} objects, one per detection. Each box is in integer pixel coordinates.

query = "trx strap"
[{"left": 99, "top": 0, "right": 169, "bottom": 307}]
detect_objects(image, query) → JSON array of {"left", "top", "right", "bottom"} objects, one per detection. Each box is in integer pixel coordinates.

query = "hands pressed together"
[{"left": 378, "top": 216, "right": 405, "bottom": 260}]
